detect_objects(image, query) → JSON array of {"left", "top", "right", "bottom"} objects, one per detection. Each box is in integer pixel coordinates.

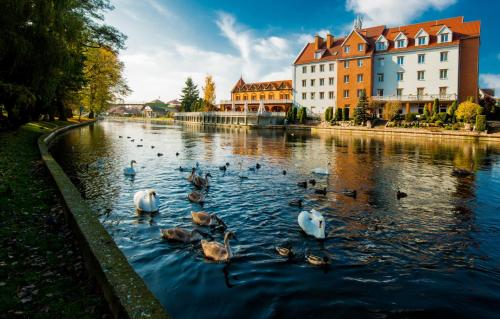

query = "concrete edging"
[{"left": 38, "top": 120, "right": 169, "bottom": 319}]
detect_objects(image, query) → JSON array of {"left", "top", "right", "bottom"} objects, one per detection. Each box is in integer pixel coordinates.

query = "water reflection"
[{"left": 51, "top": 121, "right": 500, "bottom": 319}]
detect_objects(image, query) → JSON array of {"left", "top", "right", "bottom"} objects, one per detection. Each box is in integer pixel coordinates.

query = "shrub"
[
  {"left": 447, "top": 100, "right": 458, "bottom": 123},
  {"left": 475, "top": 115, "right": 487, "bottom": 131},
  {"left": 383, "top": 101, "right": 401, "bottom": 121},
  {"left": 456, "top": 101, "right": 481, "bottom": 123},
  {"left": 297, "top": 107, "right": 307, "bottom": 124},
  {"left": 342, "top": 108, "right": 349, "bottom": 121},
  {"left": 423, "top": 106, "right": 430, "bottom": 120},
  {"left": 433, "top": 98, "right": 440, "bottom": 115},
  {"left": 435, "top": 120, "right": 443, "bottom": 127},
  {"left": 438, "top": 112, "right": 448, "bottom": 123},
  {"left": 324, "top": 107, "right": 333, "bottom": 122},
  {"left": 335, "top": 107, "right": 342, "bottom": 121},
  {"left": 405, "top": 112, "right": 417, "bottom": 122}
]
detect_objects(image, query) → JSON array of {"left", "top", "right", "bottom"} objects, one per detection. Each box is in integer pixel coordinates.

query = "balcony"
[{"left": 371, "top": 93, "right": 457, "bottom": 102}]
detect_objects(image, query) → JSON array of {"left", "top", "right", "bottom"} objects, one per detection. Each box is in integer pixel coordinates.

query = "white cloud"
[
  {"left": 480, "top": 74, "right": 500, "bottom": 95},
  {"left": 145, "top": 0, "right": 174, "bottom": 19},
  {"left": 345, "top": 0, "right": 457, "bottom": 26}
]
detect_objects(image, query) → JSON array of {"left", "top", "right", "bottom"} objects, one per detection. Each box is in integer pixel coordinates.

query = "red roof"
[
  {"left": 294, "top": 16, "right": 480, "bottom": 65},
  {"left": 231, "top": 79, "right": 292, "bottom": 93}
]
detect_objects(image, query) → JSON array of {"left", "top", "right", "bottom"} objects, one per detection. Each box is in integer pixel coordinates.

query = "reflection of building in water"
[{"left": 220, "top": 78, "right": 292, "bottom": 113}]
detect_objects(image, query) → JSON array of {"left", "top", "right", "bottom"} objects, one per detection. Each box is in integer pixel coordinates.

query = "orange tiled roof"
[
  {"left": 231, "top": 79, "right": 292, "bottom": 93},
  {"left": 294, "top": 16, "right": 480, "bottom": 65}
]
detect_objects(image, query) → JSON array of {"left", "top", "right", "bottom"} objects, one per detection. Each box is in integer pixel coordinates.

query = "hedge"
[{"left": 475, "top": 115, "right": 487, "bottom": 131}]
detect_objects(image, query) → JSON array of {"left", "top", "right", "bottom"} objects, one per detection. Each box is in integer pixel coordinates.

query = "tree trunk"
[{"left": 57, "top": 100, "right": 67, "bottom": 121}]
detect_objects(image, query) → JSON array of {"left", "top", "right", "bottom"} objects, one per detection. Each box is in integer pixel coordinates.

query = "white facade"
[
  {"left": 372, "top": 44, "right": 459, "bottom": 111},
  {"left": 293, "top": 61, "right": 337, "bottom": 114}
]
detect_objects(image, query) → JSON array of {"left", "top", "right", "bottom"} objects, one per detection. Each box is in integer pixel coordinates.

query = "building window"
[
  {"left": 251, "top": 95, "right": 256, "bottom": 100},
  {"left": 440, "top": 69, "right": 448, "bottom": 79},
  {"left": 314, "top": 51, "right": 322, "bottom": 59},
  {"left": 344, "top": 45, "right": 350, "bottom": 53},
  {"left": 376, "top": 41, "right": 386, "bottom": 50},
  {"left": 357, "top": 59, "right": 363, "bottom": 67},
  {"left": 358, "top": 43, "right": 364, "bottom": 51},
  {"left": 328, "top": 77, "right": 334, "bottom": 85},
  {"left": 397, "top": 56, "right": 404, "bottom": 65},
  {"left": 319, "top": 92, "right": 324, "bottom": 99},
  {"left": 396, "top": 88, "right": 403, "bottom": 97},
  {"left": 302, "top": 66, "right": 307, "bottom": 73},
  {"left": 378, "top": 57, "right": 384, "bottom": 67},
  {"left": 439, "top": 87, "right": 447, "bottom": 96},
  {"left": 320, "top": 64, "right": 325, "bottom": 72},
  {"left": 418, "top": 54, "right": 425, "bottom": 64},
  {"left": 418, "top": 36, "right": 426, "bottom": 45},
  {"left": 328, "top": 91, "right": 334, "bottom": 99},
  {"left": 357, "top": 89, "right": 363, "bottom": 97},
  {"left": 377, "top": 73, "right": 384, "bottom": 82},
  {"left": 260, "top": 94, "right": 265, "bottom": 100},
  {"left": 310, "top": 92, "right": 315, "bottom": 99},
  {"left": 377, "top": 89, "right": 384, "bottom": 96},
  {"left": 310, "top": 79, "right": 315, "bottom": 86},
  {"left": 440, "top": 33, "right": 449, "bottom": 43},
  {"left": 397, "top": 72, "right": 404, "bottom": 81},
  {"left": 319, "top": 78, "right": 325, "bottom": 86},
  {"left": 268, "top": 94, "right": 274, "bottom": 100},
  {"left": 302, "top": 80, "right": 306, "bottom": 87},
  {"left": 235, "top": 95, "right": 240, "bottom": 101},
  {"left": 329, "top": 63, "right": 334, "bottom": 71},
  {"left": 243, "top": 95, "right": 247, "bottom": 100},
  {"left": 344, "top": 75, "right": 350, "bottom": 83},
  {"left": 417, "top": 70, "right": 425, "bottom": 80},
  {"left": 417, "top": 87, "right": 424, "bottom": 97},
  {"left": 344, "top": 60, "right": 350, "bottom": 68},
  {"left": 311, "top": 65, "right": 316, "bottom": 73},
  {"left": 357, "top": 74, "right": 363, "bottom": 82},
  {"left": 343, "top": 90, "right": 349, "bottom": 98},
  {"left": 396, "top": 39, "right": 405, "bottom": 48},
  {"left": 440, "top": 51, "right": 448, "bottom": 62},
  {"left": 302, "top": 92, "right": 306, "bottom": 100}
]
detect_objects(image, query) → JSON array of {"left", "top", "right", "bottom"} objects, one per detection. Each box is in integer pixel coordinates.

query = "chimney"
[
  {"left": 326, "top": 33, "right": 334, "bottom": 48},
  {"left": 314, "top": 35, "right": 323, "bottom": 50}
]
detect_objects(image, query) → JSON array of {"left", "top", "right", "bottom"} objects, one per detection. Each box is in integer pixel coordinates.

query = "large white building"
[{"left": 293, "top": 16, "right": 480, "bottom": 116}]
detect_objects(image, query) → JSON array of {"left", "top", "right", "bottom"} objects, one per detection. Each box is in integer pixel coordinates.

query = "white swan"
[
  {"left": 298, "top": 209, "right": 325, "bottom": 239},
  {"left": 312, "top": 162, "right": 330, "bottom": 175},
  {"left": 133, "top": 189, "right": 160, "bottom": 213},
  {"left": 123, "top": 160, "right": 137, "bottom": 176}
]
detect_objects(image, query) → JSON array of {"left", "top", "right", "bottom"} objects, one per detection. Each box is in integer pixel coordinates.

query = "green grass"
[{"left": 0, "top": 119, "right": 109, "bottom": 318}]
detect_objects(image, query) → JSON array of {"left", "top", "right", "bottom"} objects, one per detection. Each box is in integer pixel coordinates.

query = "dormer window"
[
  {"left": 396, "top": 39, "right": 405, "bottom": 48},
  {"left": 417, "top": 36, "right": 426, "bottom": 45},
  {"left": 375, "top": 35, "right": 388, "bottom": 51},
  {"left": 394, "top": 32, "right": 407, "bottom": 49},
  {"left": 314, "top": 50, "right": 324, "bottom": 59},
  {"left": 437, "top": 25, "right": 453, "bottom": 43},
  {"left": 414, "top": 29, "right": 429, "bottom": 46},
  {"left": 376, "top": 42, "right": 386, "bottom": 50}
]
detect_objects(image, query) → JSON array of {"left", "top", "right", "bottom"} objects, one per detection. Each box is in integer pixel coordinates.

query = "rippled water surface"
[{"left": 51, "top": 120, "right": 500, "bottom": 318}]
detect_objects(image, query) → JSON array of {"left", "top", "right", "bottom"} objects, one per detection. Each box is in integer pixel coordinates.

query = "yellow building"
[{"left": 220, "top": 77, "right": 293, "bottom": 112}]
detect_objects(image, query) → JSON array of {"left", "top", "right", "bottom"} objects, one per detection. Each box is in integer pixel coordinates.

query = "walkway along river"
[{"left": 50, "top": 120, "right": 500, "bottom": 318}]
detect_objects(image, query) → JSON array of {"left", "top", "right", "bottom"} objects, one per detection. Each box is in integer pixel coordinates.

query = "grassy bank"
[{"left": 0, "top": 119, "right": 110, "bottom": 318}]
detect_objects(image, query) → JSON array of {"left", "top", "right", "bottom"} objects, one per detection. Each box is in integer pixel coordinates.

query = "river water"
[{"left": 51, "top": 120, "right": 500, "bottom": 318}]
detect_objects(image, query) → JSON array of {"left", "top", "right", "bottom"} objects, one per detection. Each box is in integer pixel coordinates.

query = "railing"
[
  {"left": 371, "top": 94, "right": 457, "bottom": 102},
  {"left": 174, "top": 111, "right": 286, "bottom": 117},
  {"left": 219, "top": 99, "right": 293, "bottom": 104}
]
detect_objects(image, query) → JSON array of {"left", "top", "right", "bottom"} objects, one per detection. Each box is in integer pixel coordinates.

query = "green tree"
[
  {"left": 383, "top": 102, "right": 401, "bottom": 121},
  {"left": 80, "top": 47, "right": 130, "bottom": 118},
  {"left": 354, "top": 89, "right": 368, "bottom": 125},
  {"left": 433, "top": 98, "right": 440, "bottom": 115},
  {"left": 335, "top": 107, "right": 342, "bottom": 121},
  {"left": 180, "top": 77, "right": 199, "bottom": 112},
  {"left": 324, "top": 107, "right": 333, "bottom": 122},
  {"left": 297, "top": 107, "right": 307, "bottom": 124},
  {"left": 447, "top": 100, "right": 457, "bottom": 122}
]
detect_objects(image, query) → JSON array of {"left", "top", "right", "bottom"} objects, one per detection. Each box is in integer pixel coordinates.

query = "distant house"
[
  {"left": 107, "top": 104, "right": 144, "bottom": 116},
  {"left": 166, "top": 99, "right": 181, "bottom": 112}
]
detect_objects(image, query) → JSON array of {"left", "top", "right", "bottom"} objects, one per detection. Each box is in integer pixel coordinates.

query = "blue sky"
[{"left": 104, "top": 0, "right": 500, "bottom": 102}]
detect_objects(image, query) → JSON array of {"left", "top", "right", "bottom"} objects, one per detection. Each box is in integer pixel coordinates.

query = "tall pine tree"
[{"left": 180, "top": 77, "right": 199, "bottom": 112}]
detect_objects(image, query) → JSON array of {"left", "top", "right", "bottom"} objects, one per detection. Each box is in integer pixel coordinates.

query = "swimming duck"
[
  {"left": 137, "top": 144, "right": 143, "bottom": 147},
  {"left": 282, "top": 170, "right": 287, "bottom": 175},
  {"left": 298, "top": 209, "right": 326, "bottom": 239},
  {"left": 305, "top": 251, "right": 330, "bottom": 266},
  {"left": 276, "top": 246, "right": 294, "bottom": 258},
  {"left": 127, "top": 136, "right": 131, "bottom": 139},
  {"left": 226, "top": 162, "right": 230, "bottom": 167},
  {"left": 219, "top": 165, "right": 227, "bottom": 172},
  {"left": 131, "top": 139, "right": 135, "bottom": 142},
  {"left": 157, "top": 153, "right": 163, "bottom": 157},
  {"left": 289, "top": 199, "right": 303, "bottom": 207},
  {"left": 123, "top": 160, "right": 137, "bottom": 176},
  {"left": 160, "top": 228, "right": 205, "bottom": 243},
  {"left": 201, "top": 231, "right": 236, "bottom": 262},
  {"left": 133, "top": 189, "right": 160, "bottom": 213},
  {"left": 312, "top": 162, "right": 331, "bottom": 175},
  {"left": 151, "top": 145, "right": 155, "bottom": 149},
  {"left": 309, "top": 179, "right": 316, "bottom": 186},
  {"left": 193, "top": 173, "right": 212, "bottom": 189},
  {"left": 342, "top": 189, "right": 357, "bottom": 198},
  {"left": 187, "top": 167, "right": 196, "bottom": 182},
  {"left": 119, "top": 136, "right": 123, "bottom": 138},
  {"left": 191, "top": 211, "right": 227, "bottom": 228},
  {"left": 256, "top": 163, "right": 261, "bottom": 169},
  {"left": 140, "top": 139, "right": 143, "bottom": 141},
  {"left": 188, "top": 191, "right": 205, "bottom": 204},
  {"left": 396, "top": 190, "right": 407, "bottom": 200},
  {"left": 176, "top": 152, "right": 180, "bottom": 156},
  {"left": 297, "top": 181, "right": 308, "bottom": 188},
  {"left": 315, "top": 187, "right": 327, "bottom": 195}
]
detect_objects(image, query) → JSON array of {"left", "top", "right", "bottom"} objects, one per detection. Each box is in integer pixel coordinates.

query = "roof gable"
[
  {"left": 437, "top": 25, "right": 452, "bottom": 35},
  {"left": 341, "top": 29, "right": 368, "bottom": 47},
  {"left": 414, "top": 28, "right": 429, "bottom": 38},
  {"left": 394, "top": 31, "right": 408, "bottom": 41}
]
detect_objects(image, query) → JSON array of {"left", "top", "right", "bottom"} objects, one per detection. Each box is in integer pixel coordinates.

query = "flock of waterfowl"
[{"left": 117, "top": 133, "right": 475, "bottom": 265}]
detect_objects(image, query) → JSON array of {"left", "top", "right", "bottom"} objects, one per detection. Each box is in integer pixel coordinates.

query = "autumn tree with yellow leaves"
[{"left": 202, "top": 75, "right": 216, "bottom": 111}]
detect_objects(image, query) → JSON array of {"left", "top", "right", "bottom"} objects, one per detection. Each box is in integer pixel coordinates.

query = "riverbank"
[
  {"left": 311, "top": 123, "right": 500, "bottom": 141},
  {"left": 105, "top": 116, "right": 174, "bottom": 124},
  {"left": 0, "top": 119, "right": 110, "bottom": 317}
]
